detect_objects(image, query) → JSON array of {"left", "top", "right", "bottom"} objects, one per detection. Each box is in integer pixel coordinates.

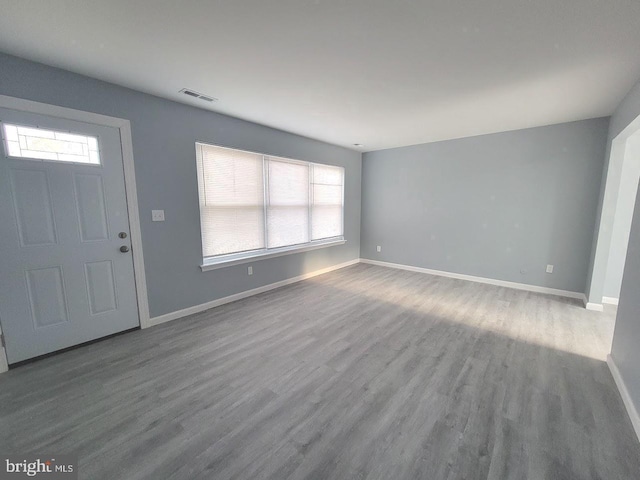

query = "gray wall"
[
  {"left": 610, "top": 75, "right": 640, "bottom": 426},
  {"left": 361, "top": 118, "right": 609, "bottom": 293},
  {"left": 0, "top": 52, "right": 361, "bottom": 318},
  {"left": 603, "top": 133, "right": 640, "bottom": 299}
]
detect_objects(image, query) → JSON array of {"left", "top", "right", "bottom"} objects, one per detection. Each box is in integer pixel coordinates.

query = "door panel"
[
  {"left": 25, "top": 266, "right": 69, "bottom": 328},
  {"left": 84, "top": 260, "right": 118, "bottom": 315},
  {"left": 0, "top": 108, "right": 139, "bottom": 363},
  {"left": 74, "top": 173, "right": 110, "bottom": 241},
  {"left": 10, "top": 168, "right": 58, "bottom": 246}
]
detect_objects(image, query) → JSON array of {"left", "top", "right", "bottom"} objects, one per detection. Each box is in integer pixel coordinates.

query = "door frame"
[
  {"left": 0, "top": 95, "right": 150, "bottom": 372},
  {"left": 586, "top": 112, "right": 640, "bottom": 309}
]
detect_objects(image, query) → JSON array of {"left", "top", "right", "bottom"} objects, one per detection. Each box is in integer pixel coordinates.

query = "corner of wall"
[
  {"left": 0, "top": 348, "right": 7, "bottom": 373},
  {"left": 0, "top": 325, "right": 8, "bottom": 373}
]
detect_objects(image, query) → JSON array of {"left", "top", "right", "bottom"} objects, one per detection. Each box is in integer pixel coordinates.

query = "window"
[
  {"left": 196, "top": 143, "right": 345, "bottom": 267},
  {"left": 1, "top": 123, "right": 101, "bottom": 165}
]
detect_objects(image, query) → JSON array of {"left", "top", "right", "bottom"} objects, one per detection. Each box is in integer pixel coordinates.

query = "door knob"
[
  {"left": 120, "top": 245, "right": 130, "bottom": 253},
  {"left": 118, "top": 232, "right": 128, "bottom": 239}
]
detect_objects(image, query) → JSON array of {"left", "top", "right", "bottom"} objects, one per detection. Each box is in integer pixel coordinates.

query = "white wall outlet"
[
  {"left": 546, "top": 264, "right": 554, "bottom": 274},
  {"left": 377, "top": 246, "right": 382, "bottom": 252},
  {"left": 248, "top": 266, "right": 253, "bottom": 275},
  {"left": 151, "top": 210, "right": 165, "bottom": 222}
]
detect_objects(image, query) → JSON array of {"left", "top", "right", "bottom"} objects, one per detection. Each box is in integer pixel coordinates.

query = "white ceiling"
[{"left": 0, "top": 1, "right": 639, "bottom": 151}]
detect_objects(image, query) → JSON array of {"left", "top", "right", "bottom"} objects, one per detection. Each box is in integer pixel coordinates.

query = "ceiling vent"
[{"left": 179, "top": 88, "right": 218, "bottom": 103}]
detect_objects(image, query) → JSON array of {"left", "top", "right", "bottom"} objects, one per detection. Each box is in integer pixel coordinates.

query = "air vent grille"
[{"left": 179, "top": 88, "right": 218, "bottom": 103}]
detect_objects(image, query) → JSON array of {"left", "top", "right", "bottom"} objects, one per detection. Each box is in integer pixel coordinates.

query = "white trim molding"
[
  {"left": 149, "top": 259, "right": 359, "bottom": 327},
  {"left": 602, "top": 296, "right": 620, "bottom": 306},
  {"left": 360, "top": 258, "right": 585, "bottom": 300},
  {"left": 607, "top": 354, "right": 640, "bottom": 442},
  {"left": 582, "top": 293, "right": 604, "bottom": 311},
  {"left": 0, "top": 325, "right": 8, "bottom": 374},
  {"left": 585, "top": 302, "right": 605, "bottom": 312},
  {"left": 0, "top": 346, "right": 7, "bottom": 373},
  {"left": 0, "top": 96, "right": 151, "bottom": 372},
  {"left": 201, "top": 239, "right": 346, "bottom": 271}
]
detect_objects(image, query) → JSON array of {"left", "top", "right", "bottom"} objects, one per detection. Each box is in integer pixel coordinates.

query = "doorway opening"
[{"left": 587, "top": 114, "right": 640, "bottom": 311}]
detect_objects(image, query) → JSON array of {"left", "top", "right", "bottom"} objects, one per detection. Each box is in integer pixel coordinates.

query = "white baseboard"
[
  {"left": 602, "top": 296, "right": 619, "bottom": 306},
  {"left": 585, "top": 302, "right": 605, "bottom": 312},
  {"left": 607, "top": 355, "right": 640, "bottom": 443},
  {"left": 359, "top": 258, "right": 584, "bottom": 300},
  {"left": 148, "top": 259, "right": 360, "bottom": 327},
  {"left": 582, "top": 295, "right": 604, "bottom": 311}
]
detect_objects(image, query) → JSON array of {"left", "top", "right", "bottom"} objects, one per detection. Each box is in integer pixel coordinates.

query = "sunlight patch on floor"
[{"left": 308, "top": 269, "right": 615, "bottom": 362}]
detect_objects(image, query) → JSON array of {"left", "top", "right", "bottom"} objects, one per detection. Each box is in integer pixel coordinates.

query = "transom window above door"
[
  {"left": 1, "top": 123, "right": 101, "bottom": 165},
  {"left": 195, "top": 142, "right": 345, "bottom": 269}
]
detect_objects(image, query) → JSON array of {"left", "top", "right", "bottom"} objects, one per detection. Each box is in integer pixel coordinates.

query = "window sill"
[{"left": 200, "top": 238, "right": 347, "bottom": 271}]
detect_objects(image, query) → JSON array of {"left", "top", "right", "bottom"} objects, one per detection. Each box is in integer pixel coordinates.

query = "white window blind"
[
  {"left": 311, "top": 164, "right": 344, "bottom": 241},
  {"left": 266, "top": 158, "right": 310, "bottom": 248},
  {"left": 196, "top": 144, "right": 265, "bottom": 257},
  {"left": 196, "top": 142, "right": 344, "bottom": 262}
]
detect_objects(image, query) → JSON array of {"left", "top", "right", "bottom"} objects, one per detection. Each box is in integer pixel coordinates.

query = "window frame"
[
  {"left": 0, "top": 121, "right": 103, "bottom": 166},
  {"left": 195, "top": 142, "right": 346, "bottom": 271}
]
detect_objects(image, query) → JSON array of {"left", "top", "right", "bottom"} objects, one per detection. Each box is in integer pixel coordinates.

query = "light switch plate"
[{"left": 152, "top": 210, "right": 165, "bottom": 222}]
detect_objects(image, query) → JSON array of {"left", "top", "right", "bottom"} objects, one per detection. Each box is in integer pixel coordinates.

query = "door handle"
[{"left": 120, "top": 245, "right": 130, "bottom": 253}]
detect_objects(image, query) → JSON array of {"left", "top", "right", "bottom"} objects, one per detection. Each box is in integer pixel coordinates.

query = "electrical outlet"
[
  {"left": 248, "top": 266, "right": 253, "bottom": 275},
  {"left": 377, "top": 246, "right": 382, "bottom": 252},
  {"left": 546, "top": 264, "right": 554, "bottom": 274},
  {"left": 151, "top": 210, "right": 165, "bottom": 222}
]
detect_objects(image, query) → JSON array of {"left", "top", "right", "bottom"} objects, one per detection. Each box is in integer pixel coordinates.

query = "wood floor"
[{"left": 1, "top": 264, "right": 639, "bottom": 479}]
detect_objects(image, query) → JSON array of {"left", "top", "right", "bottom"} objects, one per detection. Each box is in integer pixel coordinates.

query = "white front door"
[{"left": 0, "top": 108, "right": 139, "bottom": 364}]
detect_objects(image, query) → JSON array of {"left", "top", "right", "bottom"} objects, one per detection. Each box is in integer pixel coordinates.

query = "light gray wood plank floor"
[{"left": 1, "top": 264, "right": 639, "bottom": 479}]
